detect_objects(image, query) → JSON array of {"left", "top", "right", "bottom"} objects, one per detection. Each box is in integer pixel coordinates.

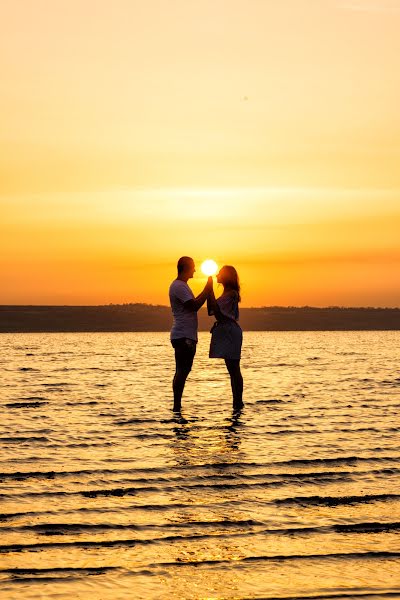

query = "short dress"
[{"left": 209, "top": 292, "right": 243, "bottom": 360}]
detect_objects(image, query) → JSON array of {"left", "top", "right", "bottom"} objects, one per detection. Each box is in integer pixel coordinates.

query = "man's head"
[{"left": 177, "top": 256, "right": 195, "bottom": 280}]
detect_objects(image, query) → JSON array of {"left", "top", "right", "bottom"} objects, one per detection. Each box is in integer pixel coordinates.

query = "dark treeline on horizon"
[{"left": 1, "top": 304, "right": 400, "bottom": 332}]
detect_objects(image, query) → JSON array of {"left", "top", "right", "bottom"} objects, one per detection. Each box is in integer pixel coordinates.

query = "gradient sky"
[{"left": 1, "top": 0, "right": 399, "bottom": 306}]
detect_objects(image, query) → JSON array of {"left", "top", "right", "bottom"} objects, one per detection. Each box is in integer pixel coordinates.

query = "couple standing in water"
[{"left": 169, "top": 256, "right": 243, "bottom": 413}]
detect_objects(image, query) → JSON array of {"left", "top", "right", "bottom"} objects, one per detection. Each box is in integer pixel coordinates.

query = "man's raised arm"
[{"left": 184, "top": 277, "right": 213, "bottom": 312}]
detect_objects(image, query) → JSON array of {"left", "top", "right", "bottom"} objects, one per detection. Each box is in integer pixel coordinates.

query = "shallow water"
[{"left": 1, "top": 331, "right": 400, "bottom": 599}]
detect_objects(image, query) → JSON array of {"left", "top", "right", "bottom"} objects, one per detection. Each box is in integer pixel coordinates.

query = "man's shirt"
[{"left": 169, "top": 279, "right": 198, "bottom": 342}]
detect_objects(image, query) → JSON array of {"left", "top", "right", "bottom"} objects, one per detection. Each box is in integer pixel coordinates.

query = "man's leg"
[
  {"left": 173, "top": 368, "right": 190, "bottom": 412},
  {"left": 172, "top": 339, "right": 196, "bottom": 412}
]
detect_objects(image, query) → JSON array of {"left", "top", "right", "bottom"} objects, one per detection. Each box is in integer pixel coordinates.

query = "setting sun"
[{"left": 201, "top": 260, "right": 219, "bottom": 277}]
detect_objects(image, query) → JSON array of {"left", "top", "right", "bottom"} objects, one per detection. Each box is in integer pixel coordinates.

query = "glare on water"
[{"left": 1, "top": 331, "right": 400, "bottom": 599}]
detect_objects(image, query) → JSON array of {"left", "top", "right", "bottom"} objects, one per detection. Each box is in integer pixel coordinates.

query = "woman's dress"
[{"left": 209, "top": 292, "right": 242, "bottom": 360}]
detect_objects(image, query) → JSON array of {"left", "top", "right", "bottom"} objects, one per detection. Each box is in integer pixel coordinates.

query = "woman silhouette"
[{"left": 207, "top": 266, "right": 243, "bottom": 411}]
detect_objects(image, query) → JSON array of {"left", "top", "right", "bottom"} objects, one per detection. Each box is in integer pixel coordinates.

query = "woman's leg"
[{"left": 225, "top": 359, "right": 244, "bottom": 409}]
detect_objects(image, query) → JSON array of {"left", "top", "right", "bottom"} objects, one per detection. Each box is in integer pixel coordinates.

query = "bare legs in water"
[
  {"left": 173, "top": 365, "right": 191, "bottom": 412},
  {"left": 171, "top": 338, "right": 196, "bottom": 413},
  {"left": 225, "top": 359, "right": 243, "bottom": 411},
  {"left": 174, "top": 357, "right": 243, "bottom": 413},
  {"left": 172, "top": 342, "right": 243, "bottom": 413}
]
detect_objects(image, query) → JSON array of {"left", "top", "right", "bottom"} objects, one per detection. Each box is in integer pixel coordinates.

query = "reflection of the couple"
[
  {"left": 171, "top": 409, "right": 244, "bottom": 466},
  {"left": 166, "top": 409, "right": 249, "bottom": 595}
]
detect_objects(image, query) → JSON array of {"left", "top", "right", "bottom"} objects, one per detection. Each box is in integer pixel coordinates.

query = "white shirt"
[{"left": 169, "top": 279, "right": 198, "bottom": 341}]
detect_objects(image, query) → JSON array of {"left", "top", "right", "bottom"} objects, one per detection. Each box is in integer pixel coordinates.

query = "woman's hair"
[{"left": 220, "top": 265, "right": 241, "bottom": 302}]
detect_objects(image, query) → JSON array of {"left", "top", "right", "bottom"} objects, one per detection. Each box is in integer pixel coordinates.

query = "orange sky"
[{"left": 1, "top": 0, "right": 399, "bottom": 307}]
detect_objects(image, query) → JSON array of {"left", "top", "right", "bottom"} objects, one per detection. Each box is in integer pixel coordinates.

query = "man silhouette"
[{"left": 169, "top": 256, "right": 212, "bottom": 412}]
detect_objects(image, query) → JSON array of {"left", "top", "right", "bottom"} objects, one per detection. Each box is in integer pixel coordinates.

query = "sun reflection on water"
[{"left": 167, "top": 410, "right": 251, "bottom": 575}]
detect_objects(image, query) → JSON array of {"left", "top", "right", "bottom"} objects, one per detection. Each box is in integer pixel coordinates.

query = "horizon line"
[{"left": 1, "top": 304, "right": 399, "bottom": 310}]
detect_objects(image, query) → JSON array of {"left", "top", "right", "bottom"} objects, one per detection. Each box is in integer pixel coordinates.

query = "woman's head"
[{"left": 216, "top": 265, "right": 241, "bottom": 301}]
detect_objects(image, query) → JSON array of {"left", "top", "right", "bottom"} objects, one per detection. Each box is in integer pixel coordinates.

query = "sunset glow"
[{"left": 1, "top": 1, "right": 399, "bottom": 307}]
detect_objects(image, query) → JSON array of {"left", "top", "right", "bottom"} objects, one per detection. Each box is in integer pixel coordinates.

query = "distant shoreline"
[{"left": 1, "top": 304, "right": 400, "bottom": 332}]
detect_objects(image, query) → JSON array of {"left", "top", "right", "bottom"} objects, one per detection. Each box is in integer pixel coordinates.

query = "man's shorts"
[{"left": 171, "top": 338, "right": 197, "bottom": 372}]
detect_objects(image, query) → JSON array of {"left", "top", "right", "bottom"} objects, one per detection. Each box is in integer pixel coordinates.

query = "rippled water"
[{"left": 1, "top": 331, "right": 400, "bottom": 600}]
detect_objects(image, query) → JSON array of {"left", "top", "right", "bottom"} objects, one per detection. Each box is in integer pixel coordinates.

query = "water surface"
[{"left": 1, "top": 331, "right": 400, "bottom": 599}]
